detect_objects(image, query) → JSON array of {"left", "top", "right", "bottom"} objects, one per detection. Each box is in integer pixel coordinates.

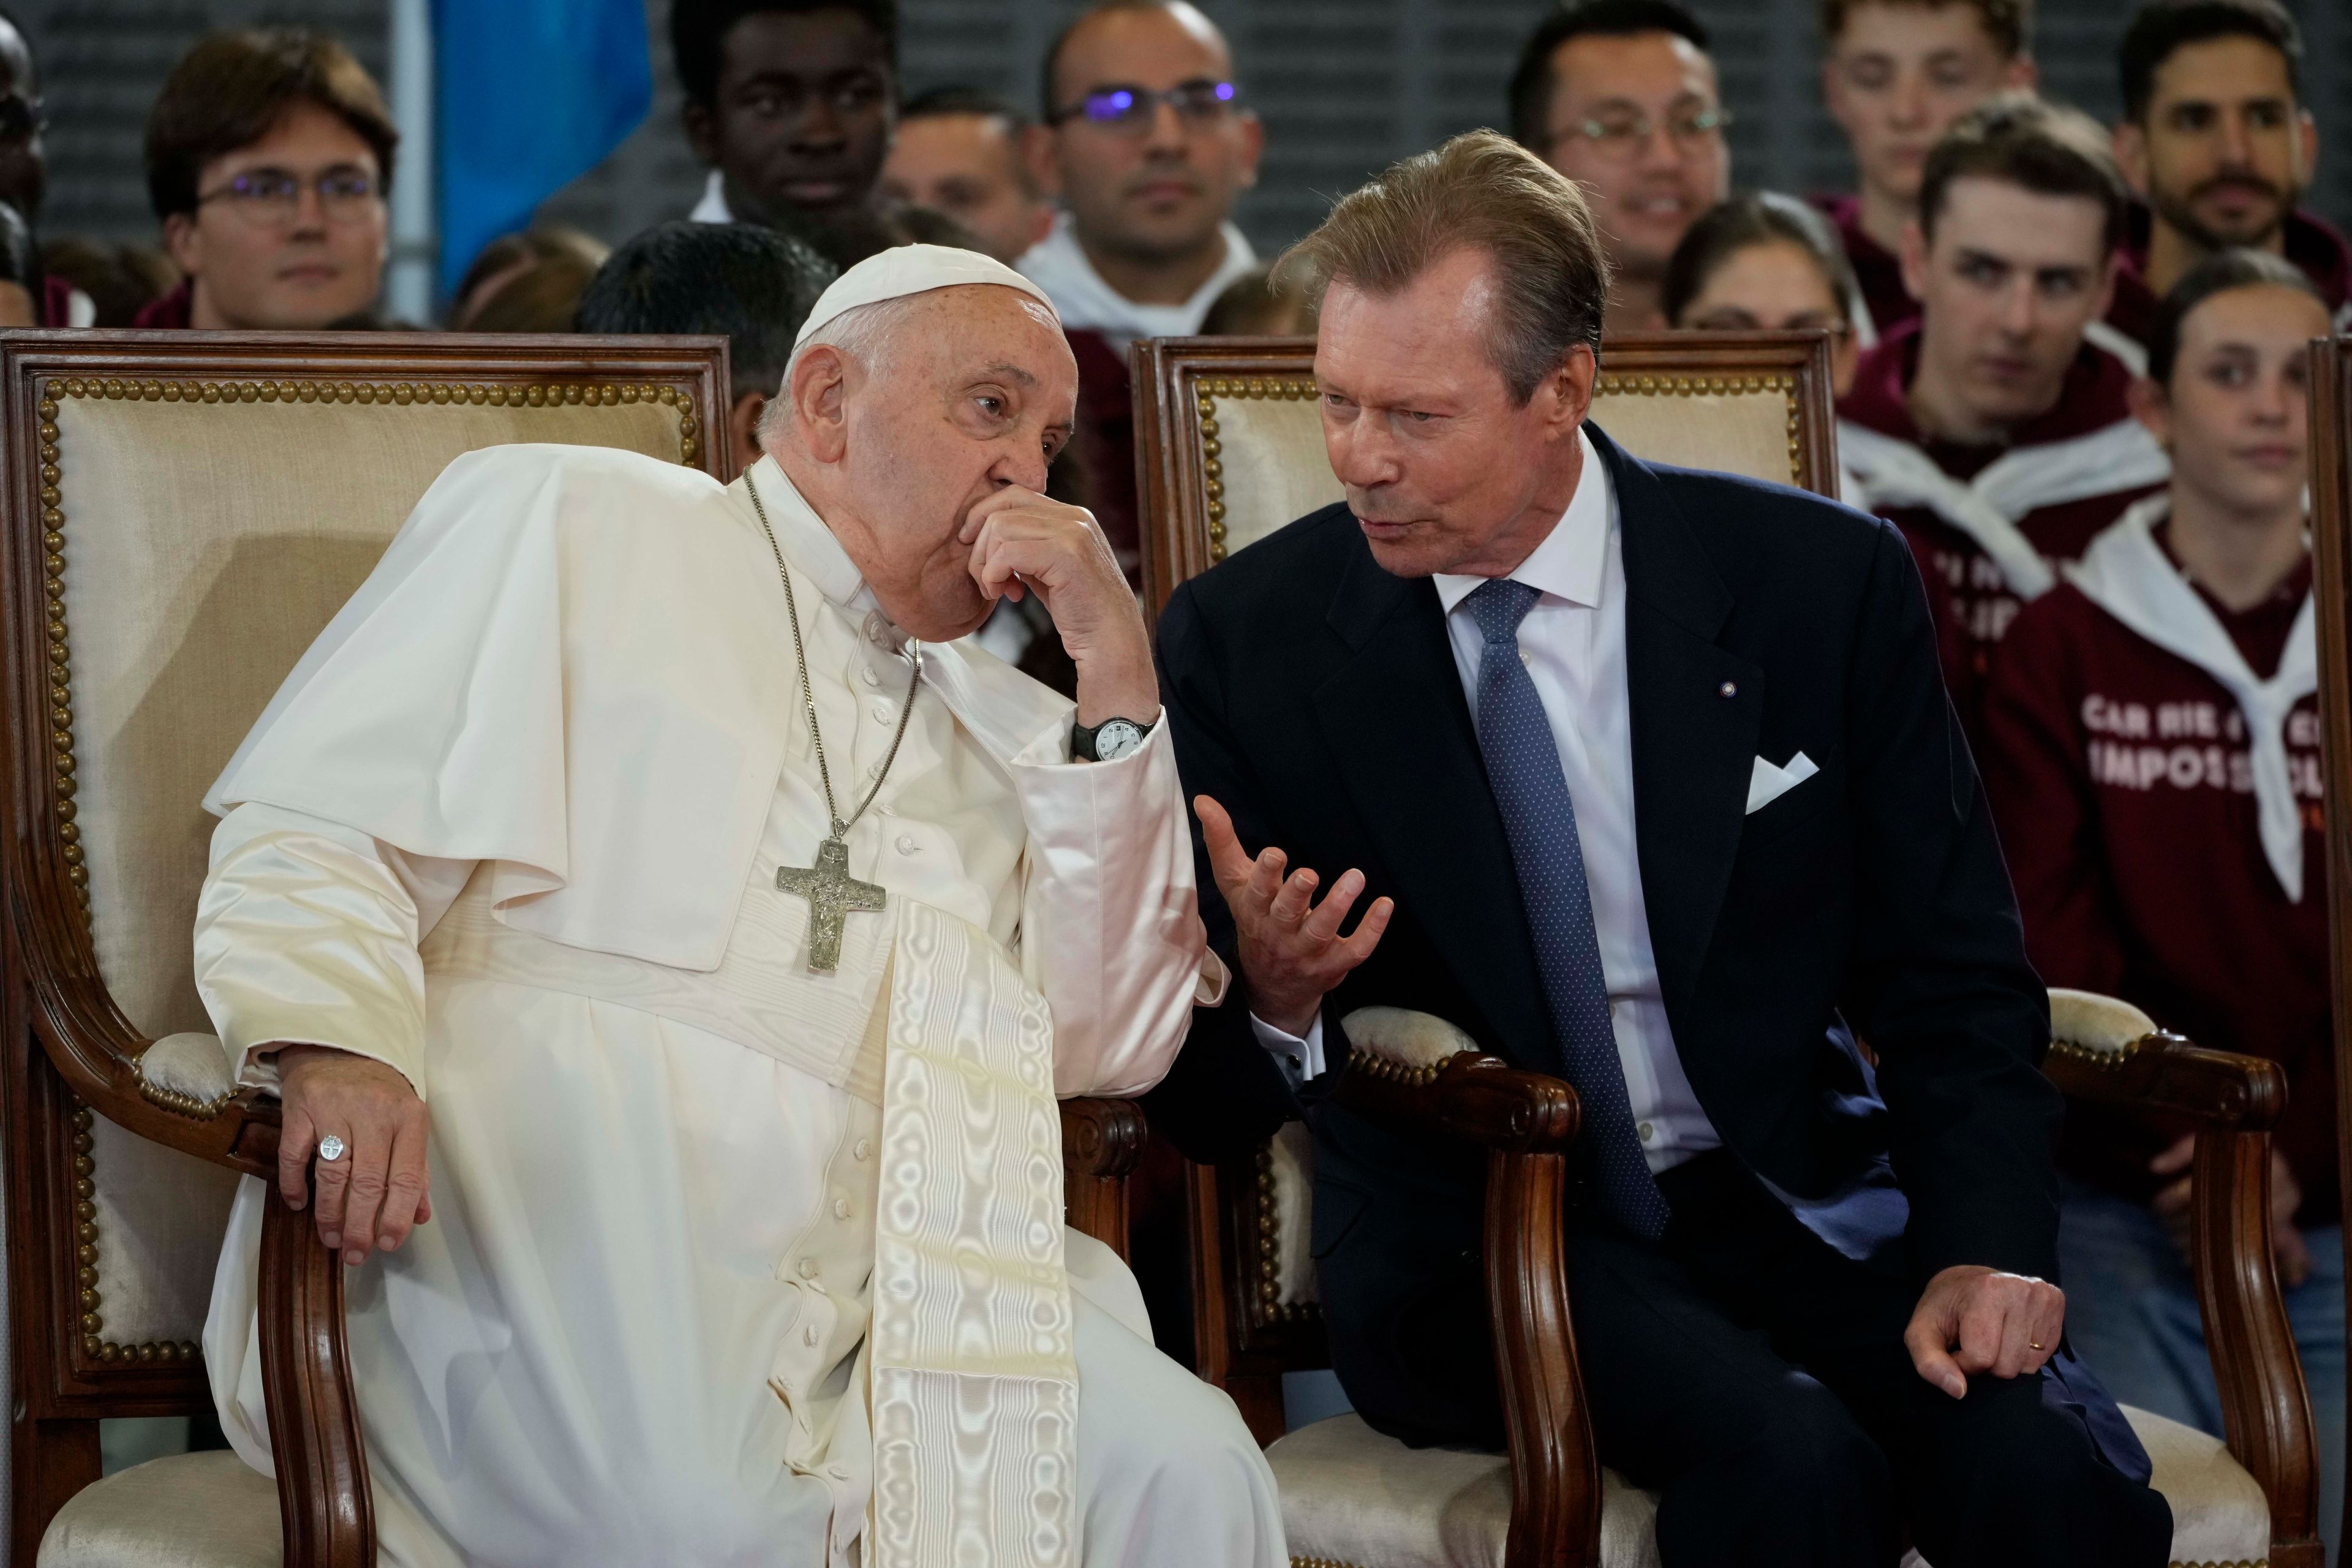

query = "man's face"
[
  {"left": 0, "top": 18, "right": 43, "bottom": 221},
  {"left": 1823, "top": 2, "right": 2030, "bottom": 208},
  {"left": 685, "top": 8, "right": 896, "bottom": 225},
  {"left": 881, "top": 113, "right": 1050, "bottom": 265},
  {"left": 823, "top": 287, "right": 1078, "bottom": 639},
  {"left": 161, "top": 100, "right": 388, "bottom": 330},
  {"left": 1316, "top": 247, "right": 1593, "bottom": 581},
  {"left": 1035, "top": 2, "right": 1262, "bottom": 266},
  {"left": 1902, "top": 176, "right": 2116, "bottom": 431},
  {"left": 2137, "top": 282, "right": 2331, "bottom": 518},
  {"left": 1537, "top": 30, "right": 1728, "bottom": 281},
  {"left": 2118, "top": 35, "right": 2315, "bottom": 252}
]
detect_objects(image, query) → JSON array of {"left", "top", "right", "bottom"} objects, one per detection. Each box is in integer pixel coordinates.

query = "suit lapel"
[
  {"left": 1311, "top": 543, "right": 1556, "bottom": 1069},
  {"left": 1601, "top": 427, "right": 1763, "bottom": 1020}
]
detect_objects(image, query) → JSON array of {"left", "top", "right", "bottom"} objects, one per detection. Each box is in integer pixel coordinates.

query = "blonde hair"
[{"left": 1281, "top": 130, "right": 1610, "bottom": 404}]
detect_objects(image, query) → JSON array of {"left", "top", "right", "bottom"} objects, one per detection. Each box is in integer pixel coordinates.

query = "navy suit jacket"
[{"left": 1145, "top": 424, "right": 2063, "bottom": 1441}]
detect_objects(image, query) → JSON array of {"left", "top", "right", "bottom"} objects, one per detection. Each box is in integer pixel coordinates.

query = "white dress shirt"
[
  {"left": 1013, "top": 211, "right": 1257, "bottom": 352},
  {"left": 1252, "top": 429, "right": 1722, "bottom": 1172}
]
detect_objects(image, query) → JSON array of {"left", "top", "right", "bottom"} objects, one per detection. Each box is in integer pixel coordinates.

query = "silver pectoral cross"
[{"left": 775, "top": 835, "right": 888, "bottom": 973}]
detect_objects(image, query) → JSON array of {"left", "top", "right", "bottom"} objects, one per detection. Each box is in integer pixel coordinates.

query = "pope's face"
[
  {"left": 827, "top": 286, "right": 1077, "bottom": 639},
  {"left": 1316, "top": 247, "right": 1593, "bottom": 580}
]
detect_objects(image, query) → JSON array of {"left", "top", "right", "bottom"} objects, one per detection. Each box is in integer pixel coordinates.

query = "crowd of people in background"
[{"left": 0, "top": 0, "right": 2345, "bottom": 1551}]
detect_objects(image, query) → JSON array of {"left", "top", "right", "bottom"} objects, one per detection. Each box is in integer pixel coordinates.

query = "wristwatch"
[{"left": 1072, "top": 714, "right": 1155, "bottom": 762}]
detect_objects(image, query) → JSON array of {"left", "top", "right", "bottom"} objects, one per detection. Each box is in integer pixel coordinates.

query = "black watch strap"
[{"left": 1071, "top": 715, "right": 1155, "bottom": 761}]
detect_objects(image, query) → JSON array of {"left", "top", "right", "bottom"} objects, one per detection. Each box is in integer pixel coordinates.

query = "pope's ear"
[{"left": 789, "top": 345, "right": 852, "bottom": 464}]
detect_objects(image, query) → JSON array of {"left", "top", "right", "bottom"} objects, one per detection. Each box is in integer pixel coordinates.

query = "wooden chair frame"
[
  {"left": 2302, "top": 332, "right": 2352, "bottom": 1555},
  {"left": 1150, "top": 330, "right": 2318, "bottom": 1566},
  {"left": 0, "top": 331, "right": 1147, "bottom": 1565}
]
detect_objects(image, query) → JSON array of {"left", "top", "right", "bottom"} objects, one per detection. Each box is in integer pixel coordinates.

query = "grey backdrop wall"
[{"left": 15, "top": 0, "right": 2352, "bottom": 311}]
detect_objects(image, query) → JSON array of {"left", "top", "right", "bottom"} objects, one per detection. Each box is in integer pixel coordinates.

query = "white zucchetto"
[{"left": 793, "top": 243, "right": 1061, "bottom": 349}]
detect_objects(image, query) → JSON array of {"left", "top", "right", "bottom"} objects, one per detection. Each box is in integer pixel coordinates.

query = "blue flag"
[{"left": 432, "top": 0, "right": 652, "bottom": 298}]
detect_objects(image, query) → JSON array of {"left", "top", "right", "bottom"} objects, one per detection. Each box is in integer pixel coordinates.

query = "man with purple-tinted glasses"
[{"left": 1016, "top": 0, "right": 1262, "bottom": 349}]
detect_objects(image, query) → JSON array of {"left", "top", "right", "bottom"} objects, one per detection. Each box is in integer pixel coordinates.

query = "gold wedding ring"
[{"left": 2029, "top": 1340, "right": 2044, "bottom": 1351}]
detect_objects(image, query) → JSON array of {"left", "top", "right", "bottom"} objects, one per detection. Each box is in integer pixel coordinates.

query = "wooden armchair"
[
  {"left": 0, "top": 331, "right": 1147, "bottom": 1567},
  {"left": 1137, "top": 332, "right": 2317, "bottom": 1567}
]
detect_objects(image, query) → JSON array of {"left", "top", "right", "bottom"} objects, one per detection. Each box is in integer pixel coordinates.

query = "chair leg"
[
  {"left": 10, "top": 1413, "right": 99, "bottom": 1562},
  {"left": 258, "top": 1181, "right": 374, "bottom": 1568}
]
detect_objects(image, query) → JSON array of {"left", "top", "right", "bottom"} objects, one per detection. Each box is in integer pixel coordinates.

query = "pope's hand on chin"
[{"left": 960, "top": 485, "right": 1156, "bottom": 722}]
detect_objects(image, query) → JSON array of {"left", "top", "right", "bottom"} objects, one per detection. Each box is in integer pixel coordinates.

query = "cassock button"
[
  {"left": 1718, "top": 681, "right": 1737, "bottom": 698},
  {"left": 861, "top": 666, "right": 881, "bottom": 688},
  {"left": 870, "top": 699, "right": 893, "bottom": 723},
  {"left": 804, "top": 1325, "right": 820, "bottom": 1346},
  {"left": 797, "top": 1257, "right": 820, "bottom": 1280},
  {"left": 833, "top": 1198, "right": 853, "bottom": 1220},
  {"left": 853, "top": 1138, "right": 872, "bottom": 1161},
  {"left": 864, "top": 612, "right": 894, "bottom": 649},
  {"left": 828, "top": 1465, "right": 851, "bottom": 1482},
  {"left": 895, "top": 835, "right": 919, "bottom": 854}
]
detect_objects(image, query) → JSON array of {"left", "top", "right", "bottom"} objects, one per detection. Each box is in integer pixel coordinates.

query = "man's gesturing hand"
[
  {"left": 274, "top": 1044, "right": 431, "bottom": 1267},
  {"left": 1197, "top": 794, "right": 1393, "bottom": 1039},
  {"left": 1904, "top": 1264, "right": 2065, "bottom": 1398},
  {"left": 961, "top": 485, "right": 1155, "bottom": 726}
]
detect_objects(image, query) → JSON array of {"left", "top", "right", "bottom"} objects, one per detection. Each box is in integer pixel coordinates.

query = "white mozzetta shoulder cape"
[{"left": 205, "top": 442, "right": 1076, "bottom": 974}]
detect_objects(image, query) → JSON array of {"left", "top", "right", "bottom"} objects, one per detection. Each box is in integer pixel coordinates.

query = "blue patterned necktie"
[{"left": 1464, "top": 578, "right": 1672, "bottom": 1241}]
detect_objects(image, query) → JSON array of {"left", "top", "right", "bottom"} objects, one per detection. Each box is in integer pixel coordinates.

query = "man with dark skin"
[
  {"left": 0, "top": 9, "right": 43, "bottom": 224},
  {"left": 674, "top": 0, "right": 899, "bottom": 246}
]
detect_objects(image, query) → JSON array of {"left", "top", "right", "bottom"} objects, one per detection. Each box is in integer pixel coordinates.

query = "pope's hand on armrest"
[
  {"left": 267, "top": 1042, "right": 432, "bottom": 1268},
  {"left": 1196, "top": 793, "right": 1392, "bottom": 1037}
]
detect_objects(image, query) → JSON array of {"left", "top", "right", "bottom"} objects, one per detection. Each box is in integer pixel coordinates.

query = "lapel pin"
[{"left": 1718, "top": 681, "right": 1738, "bottom": 699}]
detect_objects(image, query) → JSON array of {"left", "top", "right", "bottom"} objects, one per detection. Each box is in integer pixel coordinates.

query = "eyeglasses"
[
  {"left": 0, "top": 92, "right": 45, "bottom": 143},
  {"left": 1049, "top": 78, "right": 1238, "bottom": 133},
  {"left": 194, "top": 166, "right": 383, "bottom": 227},
  {"left": 1548, "top": 105, "right": 1732, "bottom": 160}
]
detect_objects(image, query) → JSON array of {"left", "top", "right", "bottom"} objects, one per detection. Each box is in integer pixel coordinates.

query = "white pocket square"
[{"left": 1746, "top": 751, "right": 1820, "bottom": 815}]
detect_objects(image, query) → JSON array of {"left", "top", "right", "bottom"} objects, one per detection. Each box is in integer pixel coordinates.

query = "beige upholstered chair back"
[
  {"left": 1132, "top": 331, "right": 1842, "bottom": 620},
  {"left": 0, "top": 335, "right": 727, "bottom": 1457}
]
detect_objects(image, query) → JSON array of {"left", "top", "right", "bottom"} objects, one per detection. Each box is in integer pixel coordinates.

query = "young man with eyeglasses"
[
  {"left": 1812, "top": 0, "right": 2037, "bottom": 345},
  {"left": 1507, "top": 0, "right": 1731, "bottom": 333},
  {"left": 134, "top": 28, "right": 394, "bottom": 332},
  {"left": 1016, "top": 0, "right": 1263, "bottom": 590},
  {"left": 2106, "top": 0, "right": 2352, "bottom": 349},
  {"left": 1838, "top": 95, "right": 2167, "bottom": 736}
]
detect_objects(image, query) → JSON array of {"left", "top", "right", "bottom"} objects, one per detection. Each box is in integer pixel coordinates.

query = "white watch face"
[{"left": 1093, "top": 718, "right": 1146, "bottom": 761}]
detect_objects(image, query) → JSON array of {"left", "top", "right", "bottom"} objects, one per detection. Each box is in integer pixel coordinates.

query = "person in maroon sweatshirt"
[
  {"left": 2107, "top": 0, "right": 2352, "bottom": 350},
  {"left": 1838, "top": 94, "right": 2168, "bottom": 733},
  {"left": 1811, "top": 0, "right": 2035, "bottom": 347},
  {"left": 1980, "top": 249, "right": 2342, "bottom": 1555}
]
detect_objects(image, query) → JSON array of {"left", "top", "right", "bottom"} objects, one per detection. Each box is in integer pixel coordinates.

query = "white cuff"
[{"left": 1250, "top": 1009, "right": 1327, "bottom": 1083}]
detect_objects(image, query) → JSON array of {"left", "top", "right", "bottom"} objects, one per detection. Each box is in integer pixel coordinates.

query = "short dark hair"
[
  {"left": 1818, "top": 0, "right": 2030, "bottom": 59},
  {"left": 1918, "top": 92, "right": 2128, "bottom": 255},
  {"left": 1283, "top": 130, "right": 1610, "bottom": 404},
  {"left": 2120, "top": 0, "right": 2300, "bottom": 124},
  {"left": 2144, "top": 245, "right": 2322, "bottom": 385},
  {"left": 903, "top": 84, "right": 1031, "bottom": 134},
  {"left": 1508, "top": 0, "right": 1712, "bottom": 150},
  {"left": 145, "top": 29, "right": 397, "bottom": 221},
  {"left": 573, "top": 221, "right": 837, "bottom": 402},
  {"left": 1662, "top": 192, "right": 1858, "bottom": 328},
  {"left": 669, "top": 0, "right": 899, "bottom": 108}
]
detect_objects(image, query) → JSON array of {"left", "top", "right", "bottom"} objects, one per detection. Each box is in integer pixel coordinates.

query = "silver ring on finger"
[{"left": 317, "top": 1134, "right": 347, "bottom": 1163}]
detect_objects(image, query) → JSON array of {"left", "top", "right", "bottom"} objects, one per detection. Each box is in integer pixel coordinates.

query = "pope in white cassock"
[{"left": 187, "top": 246, "right": 1286, "bottom": 1567}]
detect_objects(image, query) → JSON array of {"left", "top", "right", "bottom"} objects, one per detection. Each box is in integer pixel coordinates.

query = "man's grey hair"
[{"left": 755, "top": 295, "right": 923, "bottom": 451}]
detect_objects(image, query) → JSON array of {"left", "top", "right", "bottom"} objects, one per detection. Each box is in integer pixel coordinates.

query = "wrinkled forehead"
[{"left": 901, "top": 285, "right": 1079, "bottom": 407}]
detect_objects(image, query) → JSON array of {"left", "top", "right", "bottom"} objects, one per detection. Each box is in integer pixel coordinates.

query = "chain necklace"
[{"left": 748, "top": 478, "right": 922, "bottom": 973}]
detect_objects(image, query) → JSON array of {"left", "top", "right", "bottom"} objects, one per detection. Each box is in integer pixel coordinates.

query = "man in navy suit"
[{"left": 1147, "top": 129, "right": 2171, "bottom": 1567}]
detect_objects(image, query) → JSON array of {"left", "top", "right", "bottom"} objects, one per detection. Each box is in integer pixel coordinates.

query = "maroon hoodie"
[
  {"left": 1837, "top": 325, "right": 2164, "bottom": 729},
  {"left": 1809, "top": 192, "right": 1917, "bottom": 344},
  {"left": 1980, "top": 536, "right": 2334, "bottom": 1223},
  {"left": 2106, "top": 203, "right": 2352, "bottom": 347}
]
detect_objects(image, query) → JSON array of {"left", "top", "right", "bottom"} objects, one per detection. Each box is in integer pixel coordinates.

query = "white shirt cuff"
[{"left": 1250, "top": 1009, "right": 1327, "bottom": 1083}]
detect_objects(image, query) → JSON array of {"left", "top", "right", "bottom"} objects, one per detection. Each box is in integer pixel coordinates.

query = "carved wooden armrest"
[
  {"left": 2040, "top": 989, "right": 2318, "bottom": 1567},
  {"left": 1330, "top": 1009, "right": 1599, "bottom": 1568},
  {"left": 1061, "top": 1096, "right": 1147, "bottom": 1260}
]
